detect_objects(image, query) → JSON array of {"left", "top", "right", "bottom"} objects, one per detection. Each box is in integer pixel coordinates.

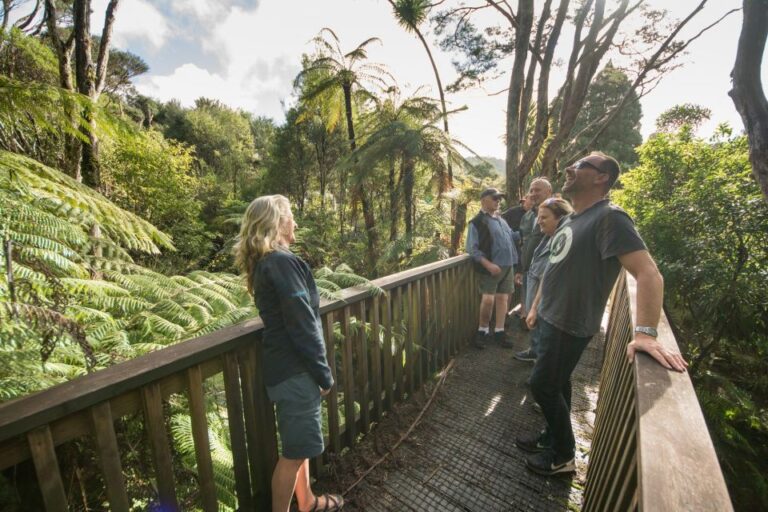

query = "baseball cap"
[{"left": 480, "top": 187, "right": 506, "bottom": 200}]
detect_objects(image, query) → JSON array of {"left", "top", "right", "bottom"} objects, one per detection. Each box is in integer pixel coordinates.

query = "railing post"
[
  {"left": 27, "top": 426, "right": 67, "bottom": 512},
  {"left": 90, "top": 402, "right": 131, "bottom": 512}
]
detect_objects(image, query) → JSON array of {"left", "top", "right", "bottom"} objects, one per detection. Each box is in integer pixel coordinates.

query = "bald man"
[{"left": 517, "top": 151, "right": 688, "bottom": 477}]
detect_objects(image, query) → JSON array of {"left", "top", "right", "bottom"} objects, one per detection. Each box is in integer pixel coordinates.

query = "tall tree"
[
  {"left": 729, "top": 0, "right": 768, "bottom": 204},
  {"left": 41, "top": 0, "right": 121, "bottom": 186},
  {"left": 560, "top": 63, "right": 643, "bottom": 170},
  {"left": 73, "top": 0, "right": 120, "bottom": 188},
  {"left": 387, "top": 0, "right": 452, "bottom": 181},
  {"left": 387, "top": 0, "right": 470, "bottom": 255},
  {"left": 361, "top": 87, "right": 445, "bottom": 247},
  {"left": 296, "top": 28, "right": 391, "bottom": 270},
  {"left": 171, "top": 98, "right": 256, "bottom": 197},
  {"left": 434, "top": 0, "right": 731, "bottom": 199}
]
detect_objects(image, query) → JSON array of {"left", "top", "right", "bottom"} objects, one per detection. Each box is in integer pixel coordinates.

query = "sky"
[{"left": 85, "top": 0, "right": 763, "bottom": 160}]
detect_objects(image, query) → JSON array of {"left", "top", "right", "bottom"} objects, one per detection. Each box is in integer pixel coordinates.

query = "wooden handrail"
[
  {"left": 583, "top": 272, "right": 732, "bottom": 511},
  {"left": 0, "top": 255, "right": 470, "bottom": 444},
  {"left": 0, "top": 255, "right": 477, "bottom": 510}
]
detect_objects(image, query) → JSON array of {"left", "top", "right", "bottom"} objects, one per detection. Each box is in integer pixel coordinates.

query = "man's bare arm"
[{"left": 618, "top": 250, "right": 687, "bottom": 372}]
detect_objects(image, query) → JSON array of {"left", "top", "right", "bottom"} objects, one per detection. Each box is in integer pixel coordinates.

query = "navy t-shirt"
[
  {"left": 253, "top": 249, "right": 334, "bottom": 389},
  {"left": 538, "top": 200, "right": 646, "bottom": 338}
]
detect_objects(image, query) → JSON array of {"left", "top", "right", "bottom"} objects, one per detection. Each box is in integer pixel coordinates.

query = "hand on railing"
[{"left": 626, "top": 333, "right": 688, "bottom": 372}]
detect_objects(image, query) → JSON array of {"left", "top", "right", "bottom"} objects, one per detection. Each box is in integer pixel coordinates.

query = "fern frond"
[
  {"left": 141, "top": 313, "right": 188, "bottom": 341},
  {"left": 60, "top": 278, "right": 130, "bottom": 297},
  {"left": 186, "top": 303, "right": 213, "bottom": 325},
  {"left": 184, "top": 287, "right": 238, "bottom": 315},
  {"left": 150, "top": 300, "right": 198, "bottom": 330},
  {"left": 189, "top": 307, "right": 256, "bottom": 337},
  {"left": 7, "top": 230, "right": 80, "bottom": 260},
  {"left": 314, "top": 278, "right": 342, "bottom": 300},
  {"left": 16, "top": 246, "right": 89, "bottom": 278},
  {"left": 79, "top": 294, "right": 150, "bottom": 316},
  {"left": 1, "top": 150, "right": 175, "bottom": 254}
]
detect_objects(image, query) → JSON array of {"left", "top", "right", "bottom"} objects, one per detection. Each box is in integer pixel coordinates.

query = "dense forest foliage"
[
  {"left": 1, "top": 0, "right": 767, "bottom": 509},
  {"left": 615, "top": 127, "right": 768, "bottom": 508}
]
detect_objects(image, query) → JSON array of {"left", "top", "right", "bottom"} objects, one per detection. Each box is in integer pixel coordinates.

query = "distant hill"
[{"left": 467, "top": 156, "right": 505, "bottom": 176}]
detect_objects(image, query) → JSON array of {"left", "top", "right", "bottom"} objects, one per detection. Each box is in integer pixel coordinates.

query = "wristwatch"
[{"left": 634, "top": 326, "right": 658, "bottom": 338}]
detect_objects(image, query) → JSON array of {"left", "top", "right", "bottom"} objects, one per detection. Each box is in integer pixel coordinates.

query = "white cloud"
[
  {"left": 132, "top": 0, "right": 756, "bottom": 158},
  {"left": 170, "top": 0, "right": 226, "bottom": 23},
  {"left": 92, "top": 0, "right": 170, "bottom": 50}
]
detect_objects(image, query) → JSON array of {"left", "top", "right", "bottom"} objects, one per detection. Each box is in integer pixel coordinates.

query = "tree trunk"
[
  {"left": 564, "top": 0, "right": 711, "bottom": 164},
  {"left": 343, "top": 82, "right": 377, "bottom": 271},
  {"left": 729, "top": 0, "right": 768, "bottom": 203},
  {"left": 517, "top": 0, "right": 552, "bottom": 162},
  {"left": 450, "top": 202, "right": 467, "bottom": 256},
  {"left": 403, "top": 157, "right": 415, "bottom": 256},
  {"left": 515, "top": 0, "right": 569, "bottom": 182},
  {"left": 73, "top": 0, "right": 99, "bottom": 188},
  {"left": 2, "top": 1, "right": 10, "bottom": 32},
  {"left": 90, "top": 223, "right": 103, "bottom": 280},
  {"left": 504, "top": 0, "right": 534, "bottom": 199},
  {"left": 72, "top": 0, "right": 120, "bottom": 190},
  {"left": 389, "top": 157, "right": 398, "bottom": 241},
  {"left": 44, "top": 0, "right": 82, "bottom": 179},
  {"left": 538, "top": 0, "right": 626, "bottom": 177}
]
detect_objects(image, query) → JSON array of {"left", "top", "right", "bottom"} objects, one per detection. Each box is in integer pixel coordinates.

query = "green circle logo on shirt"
[{"left": 549, "top": 226, "right": 573, "bottom": 264}]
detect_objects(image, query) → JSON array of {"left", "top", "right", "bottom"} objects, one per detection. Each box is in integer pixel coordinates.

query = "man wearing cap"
[
  {"left": 465, "top": 187, "right": 520, "bottom": 349},
  {"left": 516, "top": 151, "right": 688, "bottom": 477}
]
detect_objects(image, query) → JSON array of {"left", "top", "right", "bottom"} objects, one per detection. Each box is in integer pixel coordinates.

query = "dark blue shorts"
[{"left": 266, "top": 372, "right": 324, "bottom": 460}]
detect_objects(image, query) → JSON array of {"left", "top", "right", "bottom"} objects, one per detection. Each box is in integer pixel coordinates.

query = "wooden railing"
[
  {"left": 0, "top": 255, "right": 477, "bottom": 511},
  {"left": 583, "top": 271, "right": 733, "bottom": 511}
]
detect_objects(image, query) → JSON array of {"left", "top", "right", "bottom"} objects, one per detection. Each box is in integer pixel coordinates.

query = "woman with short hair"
[
  {"left": 525, "top": 197, "right": 574, "bottom": 354},
  {"left": 234, "top": 194, "right": 343, "bottom": 512}
]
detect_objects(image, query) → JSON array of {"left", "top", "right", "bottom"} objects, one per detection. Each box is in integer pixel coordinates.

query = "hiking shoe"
[
  {"left": 515, "top": 430, "right": 552, "bottom": 453},
  {"left": 525, "top": 450, "right": 576, "bottom": 476},
  {"left": 472, "top": 331, "right": 487, "bottom": 349},
  {"left": 514, "top": 349, "right": 537, "bottom": 362}
]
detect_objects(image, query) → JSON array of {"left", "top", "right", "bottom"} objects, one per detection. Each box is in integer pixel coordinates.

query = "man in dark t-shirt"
[
  {"left": 517, "top": 151, "right": 688, "bottom": 477},
  {"left": 501, "top": 196, "right": 528, "bottom": 232}
]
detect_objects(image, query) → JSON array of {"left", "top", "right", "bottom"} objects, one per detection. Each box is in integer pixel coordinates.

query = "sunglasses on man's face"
[{"left": 573, "top": 160, "right": 606, "bottom": 173}]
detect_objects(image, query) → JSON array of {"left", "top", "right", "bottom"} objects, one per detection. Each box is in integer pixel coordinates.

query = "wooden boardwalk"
[{"left": 327, "top": 325, "right": 603, "bottom": 512}]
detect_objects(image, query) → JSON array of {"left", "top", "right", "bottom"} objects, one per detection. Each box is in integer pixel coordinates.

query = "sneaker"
[
  {"left": 493, "top": 330, "right": 509, "bottom": 346},
  {"left": 526, "top": 450, "right": 576, "bottom": 476},
  {"left": 515, "top": 430, "right": 552, "bottom": 453},
  {"left": 472, "top": 331, "right": 487, "bottom": 349},
  {"left": 514, "top": 349, "right": 537, "bottom": 362}
]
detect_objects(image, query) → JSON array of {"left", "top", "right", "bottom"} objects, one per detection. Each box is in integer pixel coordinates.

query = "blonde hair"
[
  {"left": 540, "top": 197, "right": 574, "bottom": 218},
  {"left": 233, "top": 194, "right": 292, "bottom": 295}
]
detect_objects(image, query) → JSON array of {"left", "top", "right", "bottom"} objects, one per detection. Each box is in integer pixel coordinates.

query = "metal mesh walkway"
[{"left": 328, "top": 325, "right": 603, "bottom": 512}]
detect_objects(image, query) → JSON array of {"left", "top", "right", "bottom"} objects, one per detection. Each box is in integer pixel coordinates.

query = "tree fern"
[
  {"left": 170, "top": 409, "right": 240, "bottom": 511},
  {"left": 1, "top": 151, "right": 174, "bottom": 253},
  {"left": 1, "top": 150, "right": 379, "bottom": 397}
]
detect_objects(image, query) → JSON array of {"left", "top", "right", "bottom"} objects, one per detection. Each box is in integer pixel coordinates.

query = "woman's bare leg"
[
  {"left": 294, "top": 459, "right": 315, "bottom": 510},
  {"left": 271, "top": 456, "right": 305, "bottom": 512}
]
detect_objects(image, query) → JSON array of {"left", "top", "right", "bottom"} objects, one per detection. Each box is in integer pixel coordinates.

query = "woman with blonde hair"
[{"left": 234, "top": 195, "right": 343, "bottom": 512}]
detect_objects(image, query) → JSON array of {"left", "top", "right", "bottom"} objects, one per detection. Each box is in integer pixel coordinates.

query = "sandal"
[{"left": 309, "top": 493, "right": 344, "bottom": 511}]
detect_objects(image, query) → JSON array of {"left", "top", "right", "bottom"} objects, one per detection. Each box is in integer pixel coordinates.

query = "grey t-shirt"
[{"left": 538, "top": 200, "right": 646, "bottom": 338}]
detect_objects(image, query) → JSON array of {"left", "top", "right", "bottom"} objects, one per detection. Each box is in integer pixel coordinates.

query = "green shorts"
[
  {"left": 478, "top": 265, "right": 514, "bottom": 295},
  {"left": 266, "top": 372, "right": 324, "bottom": 460}
]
